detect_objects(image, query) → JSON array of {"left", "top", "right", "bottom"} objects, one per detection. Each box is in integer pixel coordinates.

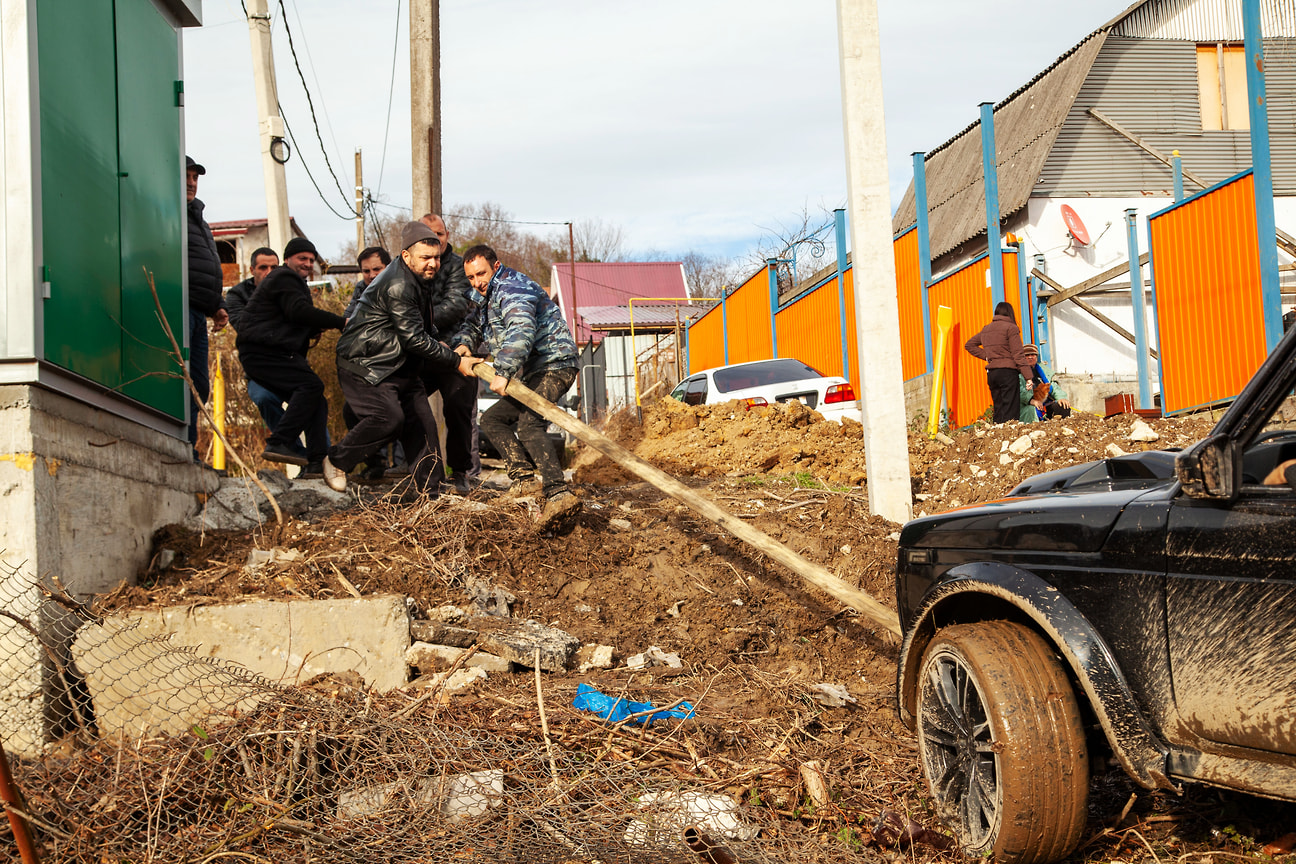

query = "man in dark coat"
[
  {"left": 323, "top": 222, "right": 465, "bottom": 494},
  {"left": 965, "top": 301, "right": 1036, "bottom": 423},
  {"left": 185, "top": 156, "right": 228, "bottom": 461},
  {"left": 418, "top": 213, "right": 480, "bottom": 492},
  {"left": 222, "top": 247, "right": 305, "bottom": 457},
  {"left": 234, "top": 237, "right": 345, "bottom": 466}
]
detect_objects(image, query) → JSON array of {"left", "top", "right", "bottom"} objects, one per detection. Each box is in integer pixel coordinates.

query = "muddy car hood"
[{"left": 900, "top": 486, "right": 1163, "bottom": 553}]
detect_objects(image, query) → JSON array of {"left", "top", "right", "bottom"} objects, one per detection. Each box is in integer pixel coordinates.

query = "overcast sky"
[{"left": 184, "top": 0, "right": 1134, "bottom": 265}]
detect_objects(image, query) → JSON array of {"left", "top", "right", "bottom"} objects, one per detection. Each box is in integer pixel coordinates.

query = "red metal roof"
[{"left": 548, "top": 262, "right": 689, "bottom": 342}]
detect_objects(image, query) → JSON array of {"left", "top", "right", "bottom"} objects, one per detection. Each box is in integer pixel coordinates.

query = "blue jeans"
[
  {"left": 188, "top": 311, "right": 209, "bottom": 453},
  {"left": 247, "top": 378, "right": 307, "bottom": 460}
]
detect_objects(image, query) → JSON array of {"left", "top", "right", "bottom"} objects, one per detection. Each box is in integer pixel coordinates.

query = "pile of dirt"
[{"left": 576, "top": 398, "right": 1219, "bottom": 511}]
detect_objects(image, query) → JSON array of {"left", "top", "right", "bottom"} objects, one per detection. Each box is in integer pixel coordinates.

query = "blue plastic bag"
[{"left": 571, "top": 683, "right": 695, "bottom": 726}]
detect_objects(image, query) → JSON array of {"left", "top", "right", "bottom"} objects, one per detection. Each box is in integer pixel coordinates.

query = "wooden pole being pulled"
[{"left": 469, "top": 362, "right": 902, "bottom": 638}]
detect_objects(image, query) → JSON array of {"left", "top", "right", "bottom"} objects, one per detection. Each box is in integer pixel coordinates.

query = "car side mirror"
[{"left": 1176, "top": 434, "right": 1239, "bottom": 500}]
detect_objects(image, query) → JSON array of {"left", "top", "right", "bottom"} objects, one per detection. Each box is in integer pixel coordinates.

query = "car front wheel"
[{"left": 916, "top": 621, "right": 1088, "bottom": 864}]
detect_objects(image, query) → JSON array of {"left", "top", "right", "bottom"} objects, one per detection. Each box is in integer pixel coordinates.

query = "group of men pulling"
[{"left": 211, "top": 209, "right": 582, "bottom": 527}]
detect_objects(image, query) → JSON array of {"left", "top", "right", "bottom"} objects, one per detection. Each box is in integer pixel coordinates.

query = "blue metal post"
[
  {"left": 721, "top": 290, "right": 730, "bottom": 365},
  {"left": 912, "top": 152, "right": 934, "bottom": 372},
  {"left": 766, "top": 258, "right": 779, "bottom": 358},
  {"left": 833, "top": 209, "right": 851, "bottom": 379},
  {"left": 1124, "top": 209, "right": 1152, "bottom": 409},
  {"left": 1032, "top": 253, "right": 1052, "bottom": 367},
  {"left": 1244, "top": 0, "right": 1283, "bottom": 351},
  {"left": 1015, "top": 243, "right": 1031, "bottom": 344},
  {"left": 1171, "top": 150, "right": 1184, "bottom": 202},
  {"left": 980, "top": 102, "right": 1005, "bottom": 307}
]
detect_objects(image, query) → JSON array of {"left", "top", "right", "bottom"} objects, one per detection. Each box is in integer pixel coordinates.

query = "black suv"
[{"left": 895, "top": 331, "right": 1296, "bottom": 864}]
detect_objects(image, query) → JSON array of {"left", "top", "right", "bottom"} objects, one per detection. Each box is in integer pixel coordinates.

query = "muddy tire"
[{"left": 916, "top": 621, "right": 1088, "bottom": 864}]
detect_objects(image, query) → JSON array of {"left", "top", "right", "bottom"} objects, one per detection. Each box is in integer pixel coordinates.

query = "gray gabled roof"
[
  {"left": 891, "top": 32, "right": 1110, "bottom": 258},
  {"left": 889, "top": 0, "right": 1176, "bottom": 259}
]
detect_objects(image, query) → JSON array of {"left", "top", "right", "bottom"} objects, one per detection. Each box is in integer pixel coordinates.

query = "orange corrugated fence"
[
  {"left": 1148, "top": 170, "right": 1269, "bottom": 415},
  {"left": 893, "top": 227, "right": 928, "bottom": 380}
]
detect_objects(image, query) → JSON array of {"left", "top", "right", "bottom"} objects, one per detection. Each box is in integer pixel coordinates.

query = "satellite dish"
[{"left": 1060, "top": 204, "right": 1091, "bottom": 246}]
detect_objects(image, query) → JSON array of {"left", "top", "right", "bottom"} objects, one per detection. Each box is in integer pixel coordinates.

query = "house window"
[{"left": 1196, "top": 43, "right": 1250, "bottom": 131}]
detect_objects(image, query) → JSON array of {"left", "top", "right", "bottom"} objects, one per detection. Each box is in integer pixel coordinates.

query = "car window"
[
  {"left": 669, "top": 380, "right": 688, "bottom": 401},
  {"left": 1242, "top": 394, "right": 1296, "bottom": 488},
  {"left": 683, "top": 376, "right": 708, "bottom": 406},
  {"left": 712, "top": 359, "right": 822, "bottom": 393}
]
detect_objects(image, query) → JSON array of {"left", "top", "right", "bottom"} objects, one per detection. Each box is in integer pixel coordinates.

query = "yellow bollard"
[
  {"left": 213, "top": 351, "right": 226, "bottom": 471},
  {"left": 927, "top": 306, "right": 954, "bottom": 438}
]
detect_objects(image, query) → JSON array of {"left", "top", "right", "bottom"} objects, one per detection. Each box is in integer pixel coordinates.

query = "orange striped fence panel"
[{"left": 1147, "top": 170, "right": 1268, "bottom": 415}]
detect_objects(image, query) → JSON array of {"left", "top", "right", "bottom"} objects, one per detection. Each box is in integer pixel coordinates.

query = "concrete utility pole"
[
  {"left": 246, "top": 0, "right": 292, "bottom": 258},
  {"left": 835, "top": 0, "right": 913, "bottom": 524},
  {"left": 410, "top": 0, "right": 442, "bottom": 216},
  {"left": 355, "top": 149, "right": 364, "bottom": 252}
]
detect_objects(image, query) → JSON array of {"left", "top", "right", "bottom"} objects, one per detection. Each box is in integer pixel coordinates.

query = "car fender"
[{"left": 896, "top": 561, "right": 1175, "bottom": 791}]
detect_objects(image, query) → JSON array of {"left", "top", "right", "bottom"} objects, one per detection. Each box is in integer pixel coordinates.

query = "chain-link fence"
[{"left": 0, "top": 559, "right": 897, "bottom": 863}]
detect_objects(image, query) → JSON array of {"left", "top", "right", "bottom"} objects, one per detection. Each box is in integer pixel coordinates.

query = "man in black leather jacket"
[
  {"left": 185, "top": 156, "right": 228, "bottom": 462},
  {"left": 322, "top": 222, "right": 471, "bottom": 494},
  {"left": 418, "top": 213, "right": 480, "bottom": 491}
]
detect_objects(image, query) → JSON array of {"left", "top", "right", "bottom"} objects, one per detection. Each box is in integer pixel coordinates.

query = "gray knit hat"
[{"left": 400, "top": 220, "right": 440, "bottom": 252}]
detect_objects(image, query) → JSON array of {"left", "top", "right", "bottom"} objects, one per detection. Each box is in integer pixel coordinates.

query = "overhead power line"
[
  {"left": 376, "top": 0, "right": 403, "bottom": 197},
  {"left": 276, "top": 0, "right": 351, "bottom": 207},
  {"left": 280, "top": 105, "right": 356, "bottom": 221}
]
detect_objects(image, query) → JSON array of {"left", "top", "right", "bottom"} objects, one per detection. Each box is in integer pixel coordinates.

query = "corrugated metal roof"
[
  {"left": 1112, "top": 0, "right": 1296, "bottom": 40},
  {"left": 548, "top": 261, "right": 689, "bottom": 342},
  {"left": 581, "top": 304, "right": 707, "bottom": 331},
  {"left": 892, "top": 0, "right": 1296, "bottom": 258},
  {"left": 892, "top": 33, "right": 1107, "bottom": 258}
]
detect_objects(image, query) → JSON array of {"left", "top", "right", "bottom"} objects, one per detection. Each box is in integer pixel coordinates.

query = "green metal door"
[
  {"left": 116, "top": 0, "right": 184, "bottom": 418},
  {"left": 38, "top": 0, "right": 123, "bottom": 389}
]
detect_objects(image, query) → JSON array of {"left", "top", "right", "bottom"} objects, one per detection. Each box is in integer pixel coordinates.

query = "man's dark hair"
[
  {"left": 249, "top": 247, "right": 277, "bottom": 267},
  {"left": 357, "top": 246, "right": 392, "bottom": 267},
  {"left": 462, "top": 244, "right": 498, "bottom": 268}
]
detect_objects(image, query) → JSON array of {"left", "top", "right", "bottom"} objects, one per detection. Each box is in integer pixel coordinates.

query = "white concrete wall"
[
  {"left": 0, "top": 384, "right": 216, "bottom": 754},
  {"left": 1023, "top": 195, "right": 1296, "bottom": 381}
]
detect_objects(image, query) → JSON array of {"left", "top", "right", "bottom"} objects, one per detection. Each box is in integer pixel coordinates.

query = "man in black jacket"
[
  {"left": 418, "top": 212, "right": 480, "bottom": 491},
  {"left": 185, "top": 156, "right": 228, "bottom": 461},
  {"left": 322, "top": 222, "right": 467, "bottom": 493},
  {"left": 235, "top": 237, "right": 346, "bottom": 466}
]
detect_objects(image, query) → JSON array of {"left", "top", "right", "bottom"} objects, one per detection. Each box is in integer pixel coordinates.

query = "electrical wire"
[
  {"left": 285, "top": 0, "right": 349, "bottom": 180},
  {"left": 375, "top": 0, "right": 403, "bottom": 197},
  {"left": 369, "top": 199, "right": 572, "bottom": 227},
  {"left": 276, "top": 0, "right": 351, "bottom": 206},
  {"left": 279, "top": 105, "right": 357, "bottom": 221}
]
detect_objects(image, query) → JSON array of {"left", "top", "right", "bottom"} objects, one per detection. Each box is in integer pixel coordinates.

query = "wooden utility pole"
[
  {"left": 246, "top": 0, "right": 292, "bottom": 257},
  {"left": 354, "top": 149, "right": 364, "bottom": 252},
  {"left": 835, "top": 0, "right": 912, "bottom": 523},
  {"left": 410, "top": 0, "right": 441, "bottom": 216}
]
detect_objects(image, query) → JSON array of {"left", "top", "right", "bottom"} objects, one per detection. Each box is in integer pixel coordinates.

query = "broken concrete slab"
[
  {"left": 405, "top": 642, "right": 511, "bottom": 674},
  {"left": 577, "top": 644, "right": 614, "bottom": 673},
  {"left": 408, "top": 666, "right": 487, "bottom": 695},
  {"left": 86, "top": 595, "right": 411, "bottom": 695},
  {"left": 409, "top": 620, "right": 477, "bottom": 648},
  {"left": 465, "top": 577, "right": 514, "bottom": 617},
  {"left": 183, "top": 472, "right": 350, "bottom": 532},
  {"left": 339, "top": 777, "right": 437, "bottom": 820},
  {"left": 477, "top": 620, "right": 579, "bottom": 672},
  {"left": 70, "top": 620, "right": 275, "bottom": 740}
]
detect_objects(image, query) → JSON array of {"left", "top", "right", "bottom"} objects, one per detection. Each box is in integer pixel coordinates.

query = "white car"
[{"left": 668, "top": 358, "right": 862, "bottom": 424}]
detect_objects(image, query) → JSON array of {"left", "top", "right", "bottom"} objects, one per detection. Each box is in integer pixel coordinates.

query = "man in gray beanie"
[{"left": 322, "top": 222, "right": 468, "bottom": 494}]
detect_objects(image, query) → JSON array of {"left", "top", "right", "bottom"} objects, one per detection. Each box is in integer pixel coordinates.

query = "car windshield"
[{"left": 712, "top": 360, "right": 823, "bottom": 394}]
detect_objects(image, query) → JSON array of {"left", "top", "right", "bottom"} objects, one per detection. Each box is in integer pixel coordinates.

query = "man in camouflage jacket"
[{"left": 452, "top": 244, "right": 580, "bottom": 525}]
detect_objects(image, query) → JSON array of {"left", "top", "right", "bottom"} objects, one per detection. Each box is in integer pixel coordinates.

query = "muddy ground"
[{"left": 97, "top": 399, "right": 1294, "bottom": 862}]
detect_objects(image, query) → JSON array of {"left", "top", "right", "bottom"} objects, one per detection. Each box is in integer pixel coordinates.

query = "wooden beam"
[
  {"left": 1087, "top": 108, "right": 1213, "bottom": 190},
  {"left": 468, "top": 361, "right": 903, "bottom": 638},
  {"left": 1038, "top": 254, "right": 1150, "bottom": 308},
  {"left": 1070, "top": 296, "right": 1159, "bottom": 360}
]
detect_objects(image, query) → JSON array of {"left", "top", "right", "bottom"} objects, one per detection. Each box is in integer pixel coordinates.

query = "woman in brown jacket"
[{"left": 965, "top": 302, "right": 1036, "bottom": 423}]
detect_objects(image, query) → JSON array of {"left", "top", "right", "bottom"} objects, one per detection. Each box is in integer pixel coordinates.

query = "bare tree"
[{"left": 568, "top": 219, "right": 624, "bottom": 263}]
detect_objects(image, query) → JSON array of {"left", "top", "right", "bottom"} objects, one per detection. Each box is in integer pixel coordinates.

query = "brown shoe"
[
  {"left": 504, "top": 476, "right": 542, "bottom": 498},
  {"left": 537, "top": 491, "right": 581, "bottom": 529}
]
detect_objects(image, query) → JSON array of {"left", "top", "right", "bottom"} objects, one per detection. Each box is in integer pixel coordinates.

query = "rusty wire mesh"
[{"left": 0, "top": 559, "right": 887, "bottom": 863}]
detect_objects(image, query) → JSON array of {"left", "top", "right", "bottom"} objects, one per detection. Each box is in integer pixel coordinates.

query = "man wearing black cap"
[
  {"left": 185, "top": 156, "right": 228, "bottom": 462},
  {"left": 322, "top": 221, "right": 465, "bottom": 494},
  {"left": 234, "top": 237, "right": 346, "bottom": 467}
]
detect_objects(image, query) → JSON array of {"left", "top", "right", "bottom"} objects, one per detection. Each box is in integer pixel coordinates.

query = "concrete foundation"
[
  {"left": 901, "top": 373, "right": 934, "bottom": 427},
  {"left": 0, "top": 384, "right": 216, "bottom": 755}
]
